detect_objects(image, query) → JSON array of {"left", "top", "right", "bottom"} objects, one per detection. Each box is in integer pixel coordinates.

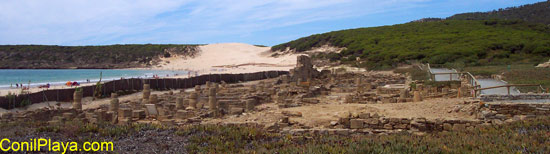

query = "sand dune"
[{"left": 155, "top": 43, "right": 300, "bottom": 74}]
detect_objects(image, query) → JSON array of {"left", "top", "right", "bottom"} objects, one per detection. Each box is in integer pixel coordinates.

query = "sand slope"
[{"left": 155, "top": 43, "right": 299, "bottom": 74}]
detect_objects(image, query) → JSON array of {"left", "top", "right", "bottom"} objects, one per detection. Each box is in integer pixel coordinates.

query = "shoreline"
[{"left": 0, "top": 43, "right": 298, "bottom": 96}]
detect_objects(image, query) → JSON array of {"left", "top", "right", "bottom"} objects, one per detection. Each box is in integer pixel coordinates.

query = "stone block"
[
  {"left": 358, "top": 113, "right": 371, "bottom": 119},
  {"left": 364, "top": 118, "right": 378, "bottom": 125},
  {"left": 62, "top": 112, "right": 74, "bottom": 120},
  {"left": 118, "top": 108, "right": 132, "bottom": 119},
  {"left": 452, "top": 124, "right": 466, "bottom": 131},
  {"left": 350, "top": 119, "right": 364, "bottom": 129},
  {"left": 443, "top": 123, "right": 453, "bottom": 131},
  {"left": 144, "top": 104, "right": 159, "bottom": 117},
  {"left": 282, "top": 111, "right": 303, "bottom": 117},
  {"left": 132, "top": 110, "right": 146, "bottom": 119},
  {"left": 176, "top": 110, "right": 194, "bottom": 119},
  {"left": 339, "top": 118, "right": 350, "bottom": 128},
  {"left": 160, "top": 119, "right": 175, "bottom": 126},
  {"left": 383, "top": 124, "right": 393, "bottom": 130},
  {"left": 230, "top": 107, "right": 244, "bottom": 115}
]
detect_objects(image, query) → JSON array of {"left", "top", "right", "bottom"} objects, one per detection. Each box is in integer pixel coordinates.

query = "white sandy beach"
[{"left": 155, "top": 43, "right": 299, "bottom": 74}]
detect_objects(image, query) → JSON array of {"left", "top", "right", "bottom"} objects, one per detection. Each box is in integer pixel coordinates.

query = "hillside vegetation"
[
  {"left": 272, "top": 20, "right": 550, "bottom": 68},
  {"left": 0, "top": 44, "right": 199, "bottom": 69},
  {"left": 448, "top": 1, "right": 550, "bottom": 25}
]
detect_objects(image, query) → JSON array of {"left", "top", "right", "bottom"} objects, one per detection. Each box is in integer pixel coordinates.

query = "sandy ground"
[
  {"left": 205, "top": 95, "right": 476, "bottom": 128},
  {"left": 154, "top": 43, "right": 300, "bottom": 74}
]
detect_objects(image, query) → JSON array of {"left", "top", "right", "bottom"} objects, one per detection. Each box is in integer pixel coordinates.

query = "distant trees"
[{"left": 448, "top": 1, "right": 550, "bottom": 25}]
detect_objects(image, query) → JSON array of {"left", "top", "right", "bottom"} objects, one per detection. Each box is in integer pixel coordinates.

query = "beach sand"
[{"left": 154, "top": 43, "right": 299, "bottom": 74}]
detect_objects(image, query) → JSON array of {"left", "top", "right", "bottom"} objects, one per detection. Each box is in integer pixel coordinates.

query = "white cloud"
[{"left": 0, "top": 0, "right": 433, "bottom": 45}]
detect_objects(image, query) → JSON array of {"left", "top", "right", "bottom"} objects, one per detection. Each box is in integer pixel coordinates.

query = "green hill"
[
  {"left": 272, "top": 20, "right": 550, "bottom": 68},
  {"left": 448, "top": 1, "right": 550, "bottom": 25},
  {"left": 0, "top": 44, "right": 199, "bottom": 69}
]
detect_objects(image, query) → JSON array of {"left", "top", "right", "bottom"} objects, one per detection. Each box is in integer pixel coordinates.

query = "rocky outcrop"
[{"left": 290, "top": 55, "right": 319, "bottom": 82}]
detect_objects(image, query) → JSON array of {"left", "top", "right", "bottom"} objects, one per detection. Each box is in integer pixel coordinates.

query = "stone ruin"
[
  {"left": 4, "top": 56, "right": 549, "bottom": 137},
  {"left": 290, "top": 55, "right": 319, "bottom": 82}
]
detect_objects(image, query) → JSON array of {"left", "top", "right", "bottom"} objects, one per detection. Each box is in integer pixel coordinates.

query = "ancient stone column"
[
  {"left": 188, "top": 93, "right": 198, "bottom": 109},
  {"left": 143, "top": 84, "right": 151, "bottom": 100},
  {"left": 109, "top": 93, "right": 119, "bottom": 112},
  {"left": 413, "top": 91, "right": 422, "bottom": 102},
  {"left": 176, "top": 97, "right": 184, "bottom": 110},
  {"left": 214, "top": 83, "right": 219, "bottom": 91},
  {"left": 149, "top": 94, "right": 158, "bottom": 104},
  {"left": 245, "top": 99, "right": 256, "bottom": 112},
  {"left": 208, "top": 88, "right": 217, "bottom": 113},
  {"left": 73, "top": 90, "right": 83, "bottom": 110}
]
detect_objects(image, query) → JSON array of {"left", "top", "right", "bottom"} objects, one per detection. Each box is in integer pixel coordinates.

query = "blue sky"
[{"left": 0, "top": 0, "right": 545, "bottom": 46}]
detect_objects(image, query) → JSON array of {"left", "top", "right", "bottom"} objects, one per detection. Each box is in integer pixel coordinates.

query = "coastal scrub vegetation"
[
  {"left": 2, "top": 117, "right": 549, "bottom": 153},
  {"left": 272, "top": 20, "right": 550, "bottom": 69},
  {"left": 448, "top": 1, "right": 550, "bottom": 25},
  {"left": 0, "top": 44, "right": 198, "bottom": 69}
]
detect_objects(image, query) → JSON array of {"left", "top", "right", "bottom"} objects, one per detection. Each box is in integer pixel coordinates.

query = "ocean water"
[{"left": 0, "top": 69, "right": 188, "bottom": 88}]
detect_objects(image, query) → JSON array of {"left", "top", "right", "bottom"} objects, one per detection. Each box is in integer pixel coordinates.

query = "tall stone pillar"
[
  {"left": 208, "top": 88, "right": 217, "bottom": 113},
  {"left": 73, "top": 90, "right": 83, "bottom": 110},
  {"left": 176, "top": 97, "right": 184, "bottom": 110},
  {"left": 188, "top": 93, "right": 198, "bottom": 109},
  {"left": 413, "top": 91, "right": 422, "bottom": 102},
  {"left": 143, "top": 84, "right": 151, "bottom": 100},
  {"left": 109, "top": 93, "right": 119, "bottom": 112}
]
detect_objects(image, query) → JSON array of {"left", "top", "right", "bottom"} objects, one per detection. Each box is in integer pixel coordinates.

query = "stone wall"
[
  {"left": 479, "top": 103, "right": 550, "bottom": 123},
  {"left": 480, "top": 94, "right": 550, "bottom": 102},
  {"left": 335, "top": 113, "right": 480, "bottom": 132}
]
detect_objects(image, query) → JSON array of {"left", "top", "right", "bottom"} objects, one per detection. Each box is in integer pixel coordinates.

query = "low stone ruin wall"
[
  {"left": 480, "top": 94, "right": 550, "bottom": 102},
  {"left": 479, "top": 103, "right": 550, "bottom": 123},
  {"left": 336, "top": 114, "right": 480, "bottom": 132}
]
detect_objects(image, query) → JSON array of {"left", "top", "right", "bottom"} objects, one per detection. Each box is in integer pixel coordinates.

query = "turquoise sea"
[{"left": 0, "top": 69, "right": 188, "bottom": 88}]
